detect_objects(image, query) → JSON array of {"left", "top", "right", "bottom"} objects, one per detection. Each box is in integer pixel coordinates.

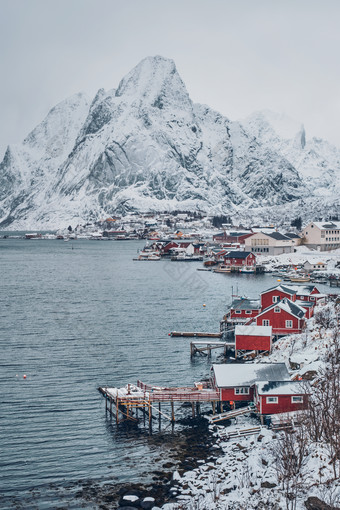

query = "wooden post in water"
[
  {"left": 109, "top": 398, "right": 112, "bottom": 415},
  {"left": 171, "top": 402, "right": 175, "bottom": 422},
  {"left": 105, "top": 395, "right": 108, "bottom": 412},
  {"left": 196, "top": 402, "right": 200, "bottom": 416},
  {"left": 149, "top": 399, "right": 152, "bottom": 426},
  {"left": 192, "top": 402, "right": 195, "bottom": 418},
  {"left": 212, "top": 401, "right": 216, "bottom": 415},
  {"left": 116, "top": 398, "right": 119, "bottom": 424}
]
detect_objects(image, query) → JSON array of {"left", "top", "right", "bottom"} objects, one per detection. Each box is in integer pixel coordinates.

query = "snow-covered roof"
[
  {"left": 256, "top": 380, "right": 306, "bottom": 395},
  {"left": 260, "top": 284, "right": 296, "bottom": 296},
  {"left": 288, "top": 284, "right": 319, "bottom": 296},
  {"left": 257, "top": 297, "right": 306, "bottom": 319},
  {"left": 235, "top": 325, "right": 272, "bottom": 337},
  {"left": 231, "top": 298, "right": 261, "bottom": 310},
  {"left": 311, "top": 221, "right": 340, "bottom": 230},
  {"left": 213, "top": 363, "right": 289, "bottom": 388}
]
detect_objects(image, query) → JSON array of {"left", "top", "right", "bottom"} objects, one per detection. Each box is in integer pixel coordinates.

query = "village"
[{"left": 105, "top": 280, "right": 340, "bottom": 510}]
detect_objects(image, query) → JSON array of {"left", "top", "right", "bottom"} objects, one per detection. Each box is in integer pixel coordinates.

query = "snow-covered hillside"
[{"left": 0, "top": 56, "right": 339, "bottom": 229}]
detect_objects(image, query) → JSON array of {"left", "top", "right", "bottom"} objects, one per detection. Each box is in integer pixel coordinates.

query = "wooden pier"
[
  {"left": 190, "top": 340, "right": 235, "bottom": 357},
  {"left": 99, "top": 381, "right": 220, "bottom": 425},
  {"left": 170, "top": 331, "right": 222, "bottom": 338},
  {"left": 330, "top": 279, "right": 340, "bottom": 287}
]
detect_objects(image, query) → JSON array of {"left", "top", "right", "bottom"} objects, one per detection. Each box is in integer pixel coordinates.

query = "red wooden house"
[
  {"left": 289, "top": 284, "right": 325, "bottom": 304},
  {"left": 260, "top": 285, "right": 297, "bottom": 310},
  {"left": 235, "top": 325, "right": 272, "bottom": 353},
  {"left": 212, "top": 363, "right": 290, "bottom": 403},
  {"left": 226, "top": 298, "right": 261, "bottom": 324},
  {"left": 255, "top": 381, "right": 308, "bottom": 415},
  {"left": 223, "top": 251, "right": 256, "bottom": 268},
  {"left": 255, "top": 298, "right": 306, "bottom": 336}
]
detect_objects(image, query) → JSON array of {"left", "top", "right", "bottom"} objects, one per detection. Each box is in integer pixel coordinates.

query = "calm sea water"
[{"left": 0, "top": 239, "right": 336, "bottom": 508}]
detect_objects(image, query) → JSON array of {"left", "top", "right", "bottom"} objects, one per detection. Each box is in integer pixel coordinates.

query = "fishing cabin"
[
  {"left": 211, "top": 363, "right": 290, "bottom": 403},
  {"left": 255, "top": 380, "right": 308, "bottom": 415},
  {"left": 254, "top": 298, "right": 306, "bottom": 336},
  {"left": 235, "top": 325, "right": 272, "bottom": 353},
  {"left": 222, "top": 251, "right": 256, "bottom": 270}
]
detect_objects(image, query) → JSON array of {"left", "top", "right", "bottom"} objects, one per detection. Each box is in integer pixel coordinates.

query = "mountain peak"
[{"left": 115, "top": 55, "right": 191, "bottom": 110}]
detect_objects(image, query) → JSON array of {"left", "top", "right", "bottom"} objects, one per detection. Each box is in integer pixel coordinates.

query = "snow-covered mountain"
[
  {"left": 241, "top": 110, "right": 340, "bottom": 195},
  {"left": 0, "top": 56, "right": 338, "bottom": 229}
]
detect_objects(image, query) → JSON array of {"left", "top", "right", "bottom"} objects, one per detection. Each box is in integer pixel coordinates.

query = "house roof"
[
  {"left": 256, "top": 380, "right": 306, "bottom": 395},
  {"left": 231, "top": 298, "right": 261, "bottom": 310},
  {"left": 213, "top": 363, "right": 290, "bottom": 387},
  {"left": 311, "top": 221, "right": 340, "bottom": 230},
  {"left": 235, "top": 325, "right": 272, "bottom": 337},
  {"left": 288, "top": 284, "right": 319, "bottom": 296},
  {"left": 224, "top": 251, "right": 252, "bottom": 259},
  {"left": 257, "top": 298, "right": 306, "bottom": 319},
  {"left": 267, "top": 232, "right": 291, "bottom": 241},
  {"left": 284, "top": 232, "right": 301, "bottom": 239},
  {"left": 260, "top": 285, "right": 296, "bottom": 296}
]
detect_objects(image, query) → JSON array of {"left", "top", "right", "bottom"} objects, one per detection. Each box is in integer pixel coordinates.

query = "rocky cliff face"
[{"left": 0, "top": 56, "right": 337, "bottom": 229}]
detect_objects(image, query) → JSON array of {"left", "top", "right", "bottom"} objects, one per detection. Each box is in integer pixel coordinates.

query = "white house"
[
  {"left": 245, "top": 232, "right": 295, "bottom": 255},
  {"left": 301, "top": 221, "right": 340, "bottom": 251}
]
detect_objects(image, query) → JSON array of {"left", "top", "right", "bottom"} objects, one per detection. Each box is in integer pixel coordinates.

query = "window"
[
  {"left": 235, "top": 387, "right": 250, "bottom": 395},
  {"left": 274, "top": 307, "right": 281, "bottom": 313},
  {"left": 310, "top": 296, "right": 315, "bottom": 301},
  {"left": 286, "top": 320, "right": 293, "bottom": 328},
  {"left": 262, "top": 320, "right": 270, "bottom": 326},
  {"left": 245, "top": 310, "right": 252, "bottom": 314},
  {"left": 291, "top": 396, "right": 303, "bottom": 403},
  {"left": 266, "top": 397, "right": 278, "bottom": 404},
  {"left": 235, "top": 310, "right": 241, "bottom": 314},
  {"left": 272, "top": 296, "right": 279, "bottom": 303}
]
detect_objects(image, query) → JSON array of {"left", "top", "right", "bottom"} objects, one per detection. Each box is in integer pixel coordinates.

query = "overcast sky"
[{"left": 0, "top": 0, "right": 339, "bottom": 159}]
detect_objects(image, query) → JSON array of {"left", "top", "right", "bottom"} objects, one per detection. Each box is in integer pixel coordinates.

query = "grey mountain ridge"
[{"left": 0, "top": 55, "right": 339, "bottom": 229}]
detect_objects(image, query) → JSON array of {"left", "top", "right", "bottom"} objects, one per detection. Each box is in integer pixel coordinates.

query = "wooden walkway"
[
  {"left": 190, "top": 340, "right": 235, "bottom": 357},
  {"left": 170, "top": 331, "right": 222, "bottom": 338},
  {"left": 210, "top": 404, "right": 256, "bottom": 424},
  {"left": 99, "top": 381, "right": 220, "bottom": 425}
]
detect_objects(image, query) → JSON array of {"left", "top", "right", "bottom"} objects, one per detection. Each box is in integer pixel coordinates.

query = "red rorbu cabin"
[
  {"left": 235, "top": 325, "right": 272, "bottom": 353},
  {"left": 211, "top": 363, "right": 290, "bottom": 403},
  {"left": 255, "top": 298, "right": 306, "bottom": 336},
  {"left": 255, "top": 381, "right": 308, "bottom": 415},
  {"left": 223, "top": 251, "right": 256, "bottom": 268},
  {"left": 260, "top": 285, "right": 296, "bottom": 310}
]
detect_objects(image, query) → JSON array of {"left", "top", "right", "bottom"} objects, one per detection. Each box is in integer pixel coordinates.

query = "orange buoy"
[{"left": 23, "top": 374, "right": 27, "bottom": 379}]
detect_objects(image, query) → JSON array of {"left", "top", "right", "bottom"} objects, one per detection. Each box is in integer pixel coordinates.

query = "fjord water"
[{"left": 0, "top": 239, "right": 332, "bottom": 508}]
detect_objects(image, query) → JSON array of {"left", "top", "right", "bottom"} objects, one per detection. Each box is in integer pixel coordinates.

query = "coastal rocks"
[{"left": 305, "top": 497, "right": 337, "bottom": 510}]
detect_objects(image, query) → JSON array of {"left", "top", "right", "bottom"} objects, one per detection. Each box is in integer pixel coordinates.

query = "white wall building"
[{"left": 301, "top": 221, "right": 340, "bottom": 251}]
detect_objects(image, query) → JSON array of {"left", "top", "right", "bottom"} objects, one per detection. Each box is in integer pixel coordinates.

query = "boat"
[
  {"left": 171, "top": 253, "right": 203, "bottom": 261},
  {"left": 289, "top": 276, "right": 311, "bottom": 283},
  {"left": 213, "top": 265, "right": 231, "bottom": 273},
  {"left": 134, "top": 251, "right": 161, "bottom": 261},
  {"left": 203, "top": 258, "right": 218, "bottom": 267},
  {"left": 239, "top": 267, "right": 255, "bottom": 273}
]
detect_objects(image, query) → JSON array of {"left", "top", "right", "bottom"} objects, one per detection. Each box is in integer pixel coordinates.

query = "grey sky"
[{"left": 0, "top": 0, "right": 339, "bottom": 159}]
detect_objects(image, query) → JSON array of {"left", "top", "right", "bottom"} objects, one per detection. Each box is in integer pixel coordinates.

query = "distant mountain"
[{"left": 0, "top": 55, "right": 338, "bottom": 229}]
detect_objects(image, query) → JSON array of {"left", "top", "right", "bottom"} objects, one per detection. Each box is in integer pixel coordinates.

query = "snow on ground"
[
  {"left": 160, "top": 299, "right": 340, "bottom": 509},
  {"left": 257, "top": 245, "right": 340, "bottom": 275}
]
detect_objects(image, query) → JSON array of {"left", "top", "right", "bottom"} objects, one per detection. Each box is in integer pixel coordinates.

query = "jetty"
[
  {"left": 190, "top": 340, "right": 235, "bottom": 357},
  {"left": 99, "top": 381, "right": 220, "bottom": 424},
  {"left": 170, "top": 331, "right": 222, "bottom": 338}
]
